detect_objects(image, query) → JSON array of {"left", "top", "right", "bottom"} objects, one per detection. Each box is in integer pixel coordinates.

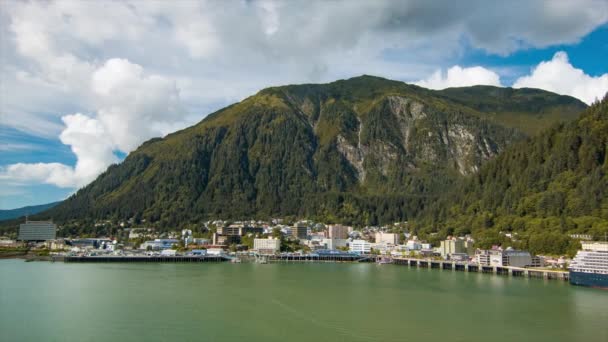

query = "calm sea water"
[{"left": 1, "top": 259, "right": 607, "bottom": 342}]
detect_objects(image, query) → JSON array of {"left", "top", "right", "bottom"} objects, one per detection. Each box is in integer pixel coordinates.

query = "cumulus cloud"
[
  {"left": 0, "top": 162, "right": 77, "bottom": 188},
  {"left": 1, "top": 59, "right": 186, "bottom": 188},
  {"left": 1, "top": 0, "right": 608, "bottom": 193},
  {"left": 513, "top": 52, "right": 608, "bottom": 105},
  {"left": 415, "top": 66, "right": 502, "bottom": 89},
  {"left": 92, "top": 59, "right": 184, "bottom": 151}
]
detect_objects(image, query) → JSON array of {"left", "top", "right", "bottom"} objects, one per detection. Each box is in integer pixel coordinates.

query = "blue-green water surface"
[{"left": 1, "top": 259, "right": 607, "bottom": 342}]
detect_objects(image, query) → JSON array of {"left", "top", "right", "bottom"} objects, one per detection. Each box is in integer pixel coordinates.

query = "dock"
[
  {"left": 391, "top": 257, "right": 569, "bottom": 281},
  {"left": 64, "top": 255, "right": 229, "bottom": 263},
  {"left": 256, "top": 253, "right": 376, "bottom": 263}
]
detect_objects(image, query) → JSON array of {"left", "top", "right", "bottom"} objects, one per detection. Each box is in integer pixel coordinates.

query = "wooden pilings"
[{"left": 390, "top": 257, "right": 569, "bottom": 281}]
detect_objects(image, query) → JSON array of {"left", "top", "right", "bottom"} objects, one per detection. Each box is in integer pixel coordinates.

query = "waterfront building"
[
  {"left": 531, "top": 255, "right": 545, "bottom": 267},
  {"left": 212, "top": 232, "right": 239, "bottom": 246},
  {"left": 161, "top": 249, "right": 177, "bottom": 256},
  {"left": 464, "top": 239, "right": 476, "bottom": 255},
  {"left": 439, "top": 238, "right": 465, "bottom": 258},
  {"left": 450, "top": 253, "right": 469, "bottom": 262},
  {"left": 375, "top": 232, "right": 400, "bottom": 245},
  {"left": 350, "top": 239, "right": 371, "bottom": 254},
  {"left": 475, "top": 248, "right": 533, "bottom": 267},
  {"left": 322, "top": 238, "right": 348, "bottom": 250},
  {"left": 328, "top": 224, "right": 351, "bottom": 239},
  {"left": 290, "top": 222, "right": 308, "bottom": 240},
  {"left": 569, "top": 242, "right": 608, "bottom": 288},
  {"left": 253, "top": 238, "right": 281, "bottom": 254},
  {"left": 140, "top": 239, "right": 179, "bottom": 250},
  {"left": 406, "top": 240, "right": 422, "bottom": 250},
  {"left": 44, "top": 239, "right": 68, "bottom": 250},
  {"left": 18, "top": 220, "right": 56, "bottom": 241},
  {"left": 207, "top": 248, "right": 225, "bottom": 256},
  {"left": 0, "top": 239, "right": 20, "bottom": 247}
]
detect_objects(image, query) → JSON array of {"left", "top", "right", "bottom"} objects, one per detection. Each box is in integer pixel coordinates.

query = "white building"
[
  {"left": 161, "top": 249, "right": 177, "bottom": 256},
  {"left": 476, "top": 249, "right": 533, "bottom": 267},
  {"left": 406, "top": 240, "right": 422, "bottom": 250},
  {"left": 375, "top": 232, "right": 400, "bottom": 245},
  {"left": 322, "top": 238, "right": 348, "bottom": 250},
  {"left": 253, "top": 238, "right": 281, "bottom": 254},
  {"left": 18, "top": 220, "right": 56, "bottom": 241},
  {"left": 350, "top": 239, "right": 371, "bottom": 254},
  {"left": 207, "top": 248, "right": 225, "bottom": 256}
]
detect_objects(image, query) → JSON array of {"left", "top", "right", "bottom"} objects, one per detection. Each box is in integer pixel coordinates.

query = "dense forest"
[
  {"left": 0, "top": 76, "right": 593, "bottom": 256},
  {"left": 412, "top": 94, "right": 608, "bottom": 255}
]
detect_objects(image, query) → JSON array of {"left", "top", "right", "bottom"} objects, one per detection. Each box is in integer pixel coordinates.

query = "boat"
[
  {"left": 376, "top": 257, "right": 393, "bottom": 265},
  {"left": 569, "top": 242, "right": 608, "bottom": 289}
]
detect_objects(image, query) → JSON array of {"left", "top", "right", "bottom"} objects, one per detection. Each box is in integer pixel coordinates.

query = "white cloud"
[
  {"left": 91, "top": 59, "right": 186, "bottom": 151},
  {"left": 1, "top": 59, "right": 187, "bottom": 188},
  {"left": 1, "top": 1, "right": 607, "bottom": 194},
  {"left": 513, "top": 51, "right": 608, "bottom": 105},
  {"left": 0, "top": 162, "right": 78, "bottom": 188},
  {"left": 415, "top": 65, "right": 502, "bottom": 89}
]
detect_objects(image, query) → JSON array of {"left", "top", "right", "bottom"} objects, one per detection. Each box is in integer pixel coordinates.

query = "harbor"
[
  {"left": 62, "top": 255, "right": 228, "bottom": 263},
  {"left": 391, "top": 257, "right": 570, "bottom": 281},
  {"left": 57, "top": 252, "right": 570, "bottom": 282}
]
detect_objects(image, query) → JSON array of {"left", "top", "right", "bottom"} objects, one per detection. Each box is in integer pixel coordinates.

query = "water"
[{"left": 1, "top": 259, "right": 607, "bottom": 342}]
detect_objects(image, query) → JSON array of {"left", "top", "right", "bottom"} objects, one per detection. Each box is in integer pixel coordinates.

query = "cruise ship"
[{"left": 569, "top": 242, "right": 608, "bottom": 289}]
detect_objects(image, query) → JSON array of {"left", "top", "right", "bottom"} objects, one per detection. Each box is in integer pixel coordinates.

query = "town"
[{"left": 4, "top": 218, "right": 602, "bottom": 281}]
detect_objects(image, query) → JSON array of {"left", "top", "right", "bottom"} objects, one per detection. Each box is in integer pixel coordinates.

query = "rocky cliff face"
[{"left": 39, "top": 75, "right": 586, "bottom": 227}]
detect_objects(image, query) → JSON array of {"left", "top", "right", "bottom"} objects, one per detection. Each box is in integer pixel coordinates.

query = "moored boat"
[{"left": 569, "top": 242, "right": 608, "bottom": 289}]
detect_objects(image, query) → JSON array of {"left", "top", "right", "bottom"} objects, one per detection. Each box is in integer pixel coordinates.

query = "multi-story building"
[
  {"left": 350, "top": 239, "right": 371, "bottom": 254},
  {"left": 476, "top": 250, "right": 492, "bottom": 266},
  {"left": 290, "top": 222, "right": 308, "bottom": 240},
  {"left": 439, "top": 238, "right": 465, "bottom": 258},
  {"left": 323, "top": 238, "right": 348, "bottom": 250},
  {"left": 253, "top": 238, "right": 281, "bottom": 254},
  {"left": 18, "top": 220, "right": 56, "bottom": 241},
  {"left": 375, "top": 232, "right": 400, "bottom": 245},
  {"left": 475, "top": 248, "right": 533, "bottom": 267},
  {"left": 217, "top": 225, "right": 264, "bottom": 236},
  {"left": 502, "top": 249, "right": 533, "bottom": 267},
  {"left": 328, "top": 224, "right": 351, "bottom": 239},
  {"left": 406, "top": 240, "right": 422, "bottom": 250}
]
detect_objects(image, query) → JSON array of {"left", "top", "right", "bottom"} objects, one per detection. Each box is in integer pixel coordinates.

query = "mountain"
[
  {"left": 0, "top": 201, "right": 61, "bottom": 221},
  {"left": 413, "top": 95, "right": 608, "bottom": 255},
  {"left": 32, "top": 76, "right": 586, "bottom": 229}
]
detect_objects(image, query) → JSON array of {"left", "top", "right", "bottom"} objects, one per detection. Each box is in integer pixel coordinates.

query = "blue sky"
[{"left": 1, "top": 1, "right": 608, "bottom": 209}]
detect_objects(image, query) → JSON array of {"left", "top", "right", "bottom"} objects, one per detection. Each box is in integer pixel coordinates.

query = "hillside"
[
  {"left": 0, "top": 201, "right": 61, "bottom": 221},
  {"left": 413, "top": 95, "right": 608, "bottom": 255},
  {"left": 26, "top": 76, "right": 585, "bottom": 230}
]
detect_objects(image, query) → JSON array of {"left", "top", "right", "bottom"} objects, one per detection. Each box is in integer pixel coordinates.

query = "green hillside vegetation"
[
  {"left": 412, "top": 95, "right": 608, "bottom": 256},
  {"left": 0, "top": 76, "right": 586, "bottom": 239}
]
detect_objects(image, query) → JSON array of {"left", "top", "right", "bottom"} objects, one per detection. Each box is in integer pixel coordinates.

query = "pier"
[
  {"left": 64, "top": 255, "right": 228, "bottom": 263},
  {"left": 392, "top": 257, "right": 569, "bottom": 281},
  {"left": 256, "top": 253, "right": 376, "bottom": 263}
]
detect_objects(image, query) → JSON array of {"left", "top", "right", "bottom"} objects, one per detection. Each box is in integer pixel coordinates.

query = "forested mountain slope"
[
  {"left": 22, "top": 76, "right": 585, "bottom": 231},
  {"left": 413, "top": 95, "right": 608, "bottom": 255}
]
